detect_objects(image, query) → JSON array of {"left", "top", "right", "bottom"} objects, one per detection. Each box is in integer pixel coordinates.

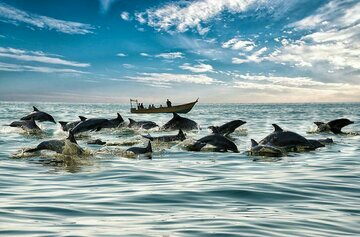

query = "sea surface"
[{"left": 0, "top": 102, "right": 359, "bottom": 237}]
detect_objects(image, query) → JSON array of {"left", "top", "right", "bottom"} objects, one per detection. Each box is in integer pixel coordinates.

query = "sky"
[{"left": 0, "top": 0, "right": 359, "bottom": 103}]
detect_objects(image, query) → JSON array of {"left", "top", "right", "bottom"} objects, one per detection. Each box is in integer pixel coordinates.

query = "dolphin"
[
  {"left": 87, "top": 139, "right": 106, "bottom": 145},
  {"left": 142, "top": 129, "right": 186, "bottom": 142},
  {"left": 71, "top": 113, "right": 124, "bottom": 134},
  {"left": 21, "top": 106, "right": 56, "bottom": 123},
  {"left": 126, "top": 141, "right": 152, "bottom": 155},
  {"left": 307, "top": 138, "right": 333, "bottom": 148},
  {"left": 260, "top": 124, "right": 318, "bottom": 151},
  {"left": 59, "top": 116, "right": 87, "bottom": 131},
  {"left": 7, "top": 117, "right": 41, "bottom": 133},
  {"left": 249, "top": 139, "right": 284, "bottom": 157},
  {"left": 314, "top": 118, "right": 354, "bottom": 134},
  {"left": 162, "top": 113, "right": 198, "bottom": 131},
  {"left": 25, "top": 131, "right": 84, "bottom": 155},
  {"left": 188, "top": 134, "right": 238, "bottom": 152},
  {"left": 128, "top": 118, "right": 158, "bottom": 130},
  {"left": 209, "top": 120, "right": 246, "bottom": 136}
]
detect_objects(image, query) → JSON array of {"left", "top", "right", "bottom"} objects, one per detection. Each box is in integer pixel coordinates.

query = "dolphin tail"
[
  {"left": 328, "top": 119, "right": 354, "bottom": 134},
  {"left": 272, "top": 124, "right": 283, "bottom": 132},
  {"left": 141, "top": 134, "right": 154, "bottom": 141},
  {"left": 79, "top": 116, "right": 87, "bottom": 121},
  {"left": 33, "top": 106, "right": 39, "bottom": 111},
  {"left": 146, "top": 141, "right": 152, "bottom": 153},
  {"left": 251, "top": 139, "right": 258, "bottom": 147},
  {"left": 67, "top": 130, "right": 78, "bottom": 144}
]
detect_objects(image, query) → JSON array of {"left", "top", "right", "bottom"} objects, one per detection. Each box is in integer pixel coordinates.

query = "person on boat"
[{"left": 166, "top": 99, "right": 172, "bottom": 107}]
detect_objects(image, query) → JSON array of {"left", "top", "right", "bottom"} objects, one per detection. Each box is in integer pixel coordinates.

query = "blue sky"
[{"left": 0, "top": 0, "right": 359, "bottom": 103}]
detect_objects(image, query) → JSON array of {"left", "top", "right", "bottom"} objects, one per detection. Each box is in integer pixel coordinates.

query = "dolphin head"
[{"left": 49, "top": 116, "right": 56, "bottom": 124}]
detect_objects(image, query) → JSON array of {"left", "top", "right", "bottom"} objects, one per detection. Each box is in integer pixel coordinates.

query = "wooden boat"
[{"left": 130, "top": 98, "right": 198, "bottom": 114}]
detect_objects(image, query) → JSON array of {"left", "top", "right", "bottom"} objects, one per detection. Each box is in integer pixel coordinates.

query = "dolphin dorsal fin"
[
  {"left": 147, "top": 141, "right": 152, "bottom": 152},
  {"left": 117, "top": 113, "right": 124, "bottom": 122},
  {"left": 251, "top": 139, "right": 258, "bottom": 147},
  {"left": 79, "top": 116, "right": 87, "bottom": 121},
  {"left": 173, "top": 113, "right": 180, "bottom": 118},
  {"left": 128, "top": 118, "right": 136, "bottom": 125},
  {"left": 209, "top": 126, "right": 220, "bottom": 134},
  {"left": 33, "top": 106, "right": 39, "bottom": 111},
  {"left": 59, "top": 121, "right": 68, "bottom": 126},
  {"left": 67, "top": 130, "right": 77, "bottom": 144},
  {"left": 272, "top": 124, "right": 283, "bottom": 132}
]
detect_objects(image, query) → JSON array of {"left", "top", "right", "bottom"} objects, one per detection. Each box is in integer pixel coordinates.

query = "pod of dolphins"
[{"left": 6, "top": 106, "right": 355, "bottom": 158}]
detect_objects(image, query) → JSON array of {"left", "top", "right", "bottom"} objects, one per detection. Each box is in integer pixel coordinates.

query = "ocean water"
[{"left": 0, "top": 102, "right": 359, "bottom": 237}]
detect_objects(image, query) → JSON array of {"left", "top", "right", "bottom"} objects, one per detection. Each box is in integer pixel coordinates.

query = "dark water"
[{"left": 0, "top": 102, "right": 359, "bottom": 236}]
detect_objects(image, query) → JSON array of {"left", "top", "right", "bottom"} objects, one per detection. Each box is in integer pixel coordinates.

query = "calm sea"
[{"left": 0, "top": 102, "right": 359, "bottom": 236}]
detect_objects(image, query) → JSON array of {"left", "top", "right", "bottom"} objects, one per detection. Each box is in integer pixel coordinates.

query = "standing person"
[{"left": 166, "top": 99, "right": 172, "bottom": 107}]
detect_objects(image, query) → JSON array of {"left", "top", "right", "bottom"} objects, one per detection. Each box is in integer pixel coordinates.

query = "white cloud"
[
  {"left": 138, "top": 0, "right": 256, "bottom": 34},
  {"left": 267, "top": 41, "right": 360, "bottom": 69},
  {"left": 0, "top": 2, "right": 94, "bottom": 34},
  {"left": 135, "top": 12, "right": 146, "bottom": 24},
  {"left": 289, "top": 0, "right": 359, "bottom": 30},
  {"left": 137, "top": 0, "right": 299, "bottom": 34},
  {"left": 232, "top": 47, "right": 267, "bottom": 64},
  {"left": 269, "top": 0, "right": 360, "bottom": 71},
  {"left": 120, "top": 11, "right": 130, "bottom": 21},
  {"left": 0, "top": 47, "right": 90, "bottom": 67},
  {"left": 127, "top": 72, "right": 216, "bottom": 87},
  {"left": 232, "top": 73, "right": 360, "bottom": 102},
  {"left": 99, "top": 0, "right": 118, "bottom": 13},
  {"left": 179, "top": 63, "right": 214, "bottom": 73},
  {"left": 0, "top": 62, "right": 87, "bottom": 74},
  {"left": 116, "top": 53, "right": 127, "bottom": 57},
  {"left": 222, "top": 38, "right": 255, "bottom": 51},
  {"left": 140, "top": 52, "right": 150, "bottom": 57},
  {"left": 122, "top": 63, "right": 135, "bottom": 69},
  {"left": 155, "top": 52, "right": 184, "bottom": 59},
  {"left": 234, "top": 73, "right": 333, "bottom": 87}
]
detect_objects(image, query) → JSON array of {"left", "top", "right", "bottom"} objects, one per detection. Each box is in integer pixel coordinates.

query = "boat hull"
[{"left": 131, "top": 100, "right": 198, "bottom": 114}]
